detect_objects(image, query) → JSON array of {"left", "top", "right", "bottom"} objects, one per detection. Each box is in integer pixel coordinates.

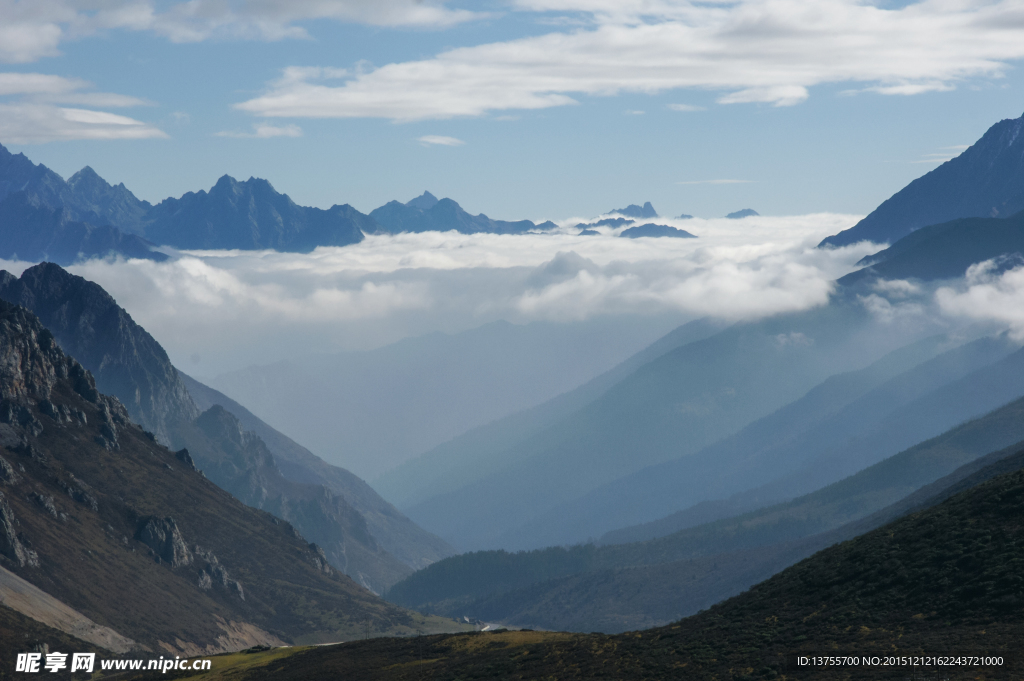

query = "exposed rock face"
[
  {"left": 821, "top": 111, "right": 1024, "bottom": 247},
  {"left": 136, "top": 516, "right": 193, "bottom": 568},
  {"left": 0, "top": 263, "right": 198, "bottom": 444},
  {"left": 0, "top": 491, "right": 38, "bottom": 567},
  {"left": 0, "top": 295, "right": 424, "bottom": 652},
  {"left": 194, "top": 546, "right": 244, "bottom": 599}
]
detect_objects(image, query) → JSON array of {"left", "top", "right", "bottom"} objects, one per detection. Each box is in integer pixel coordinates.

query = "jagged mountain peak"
[
  {"left": 406, "top": 190, "right": 439, "bottom": 210},
  {"left": 609, "top": 201, "right": 658, "bottom": 219}
]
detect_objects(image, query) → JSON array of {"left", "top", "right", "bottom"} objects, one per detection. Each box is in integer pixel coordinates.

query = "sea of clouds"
[{"left": 2, "top": 213, "right": 888, "bottom": 374}]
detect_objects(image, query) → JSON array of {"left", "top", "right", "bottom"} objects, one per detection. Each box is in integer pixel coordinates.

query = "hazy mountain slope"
[
  {"left": 205, "top": 457, "right": 1024, "bottom": 680},
  {"left": 212, "top": 316, "right": 683, "bottom": 482},
  {"left": 0, "top": 262, "right": 198, "bottom": 444},
  {"left": 141, "top": 175, "right": 370, "bottom": 251},
  {"left": 179, "top": 373, "right": 454, "bottom": 571},
  {"left": 169, "top": 406, "right": 411, "bottom": 593},
  {"left": 447, "top": 442, "right": 1024, "bottom": 636},
  {"left": 0, "top": 263, "right": 444, "bottom": 586},
  {"left": 821, "top": 110, "right": 1024, "bottom": 247},
  {"left": 369, "top": 192, "right": 554, "bottom": 235},
  {"left": 387, "top": 391, "right": 1024, "bottom": 628},
  {"left": 508, "top": 332, "right": 1002, "bottom": 547},
  {"left": 0, "top": 299, "right": 436, "bottom": 652},
  {"left": 403, "top": 301, "right": 939, "bottom": 550},
  {"left": 840, "top": 209, "right": 1024, "bottom": 285},
  {"left": 373, "top": 318, "right": 726, "bottom": 510},
  {"left": 0, "top": 194, "right": 165, "bottom": 265}
]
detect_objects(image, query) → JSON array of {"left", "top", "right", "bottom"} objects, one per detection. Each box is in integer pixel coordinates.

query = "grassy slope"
[
  {"left": 132, "top": 459, "right": 1024, "bottom": 679},
  {"left": 386, "top": 393, "right": 1024, "bottom": 628}
]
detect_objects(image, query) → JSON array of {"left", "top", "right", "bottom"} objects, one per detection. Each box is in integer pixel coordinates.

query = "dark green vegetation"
[
  {"left": 369, "top": 191, "right": 554, "bottom": 235},
  {"left": 821, "top": 110, "right": 1024, "bottom": 248},
  {"left": 0, "top": 299, "right": 449, "bottom": 652},
  {"left": 0, "top": 263, "right": 453, "bottom": 591},
  {"left": 387, "top": 393, "right": 1024, "bottom": 632},
  {"left": 137, "top": 460, "right": 1024, "bottom": 679}
]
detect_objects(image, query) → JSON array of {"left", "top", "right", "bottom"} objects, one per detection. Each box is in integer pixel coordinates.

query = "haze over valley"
[{"left": 3, "top": 1, "right": 1024, "bottom": 678}]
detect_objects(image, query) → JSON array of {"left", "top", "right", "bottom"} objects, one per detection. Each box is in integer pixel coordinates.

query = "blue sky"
[{"left": 2, "top": 0, "right": 1024, "bottom": 221}]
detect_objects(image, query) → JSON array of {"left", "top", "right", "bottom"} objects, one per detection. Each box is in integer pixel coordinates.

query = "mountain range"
[
  {"left": 821, "top": 110, "right": 1024, "bottom": 248},
  {"left": 0, "top": 143, "right": 560, "bottom": 264},
  {"left": 0, "top": 297, "right": 464, "bottom": 654},
  {"left": 136, "top": 437, "right": 1024, "bottom": 679},
  {"left": 0, "top": 263, "right": 453, "bottom": 594}
]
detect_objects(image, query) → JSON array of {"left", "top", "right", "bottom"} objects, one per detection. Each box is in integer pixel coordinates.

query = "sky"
[
  {"left": 1, "top": 0, "right": 1024, "bottom": 221},
  {"left": 2, "top": 0, "right": 1024, "bottom": 381}
]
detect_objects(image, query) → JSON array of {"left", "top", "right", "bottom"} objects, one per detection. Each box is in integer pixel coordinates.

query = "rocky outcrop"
[
  {"left": 0, "top": 492, "right": 38, "bottom": 567},
  {"left": 0, "top": 263, "right": 198, "bottom": 444},
  {"left": 136, "top": 517, "right": 193, "bottom": 568},
  {"left": 194, "top": 546, "right": 244, "bottom": 600}
]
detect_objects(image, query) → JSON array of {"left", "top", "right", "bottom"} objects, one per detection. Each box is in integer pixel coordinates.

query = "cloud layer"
[
  {"left": 236, "top": 0, "right": 1024, "bottom": 121},
  {"left": 0, "top": 72, "right": 165, "bottom": 143},
  {"left": 11, "top": 212, "right": 871, "bottom": 374},
  {"left": 0, "top": 1, "right": 481, "bottom": 64}
]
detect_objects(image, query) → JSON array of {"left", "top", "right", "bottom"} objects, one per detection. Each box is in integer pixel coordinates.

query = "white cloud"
[
  {"left": 236, "top": 0, "right": 1024, "bottom": 121},
  {"left": 216, "top": 122, "right": 302, "bottom": 138},
  {"left": 0, "top": 71, "right": 162, "bottom": 142},
  {"left": 418, "top": 135, "right": 465, "bottom": 146},
  {"left": 0, "top": 1, "right": 484, "bottom": 63},
  {"left": 667, "top": 103, "right": 704, "bottom": 112},
  {"left": 38, "top": 212, "right": 875, "bottom": 373},
  {"left": 0, "top": 102, "right": 167, "bottom": 143},
  {"left": 936, "top": 259, "right": 1024, "bottom": 340}
]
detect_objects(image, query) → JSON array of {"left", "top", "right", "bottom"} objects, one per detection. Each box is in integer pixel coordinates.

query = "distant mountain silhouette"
[
  {"left": 141, "top": 175, "right": 371, "bottom": 251},
  {"left": 726, "top": 208, "right": 758, "bottom": 219},
  {"left": 609, "top": 202, "right": 657, "bottom": 218},
  {"left": 0, "top": 193, "right": 165, "bottom": 265},
  {"left": 821, "top": 110, "right": 1024, "bottom": 247},
  {"left": 619, "top": 223, "right": 695, "bottom": 238},
  {"left": 370, "top": 192, "right": 555, "bottom": 235},
  {"left": 0, "top": 144, "right": 150, "bottom": 233}
]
